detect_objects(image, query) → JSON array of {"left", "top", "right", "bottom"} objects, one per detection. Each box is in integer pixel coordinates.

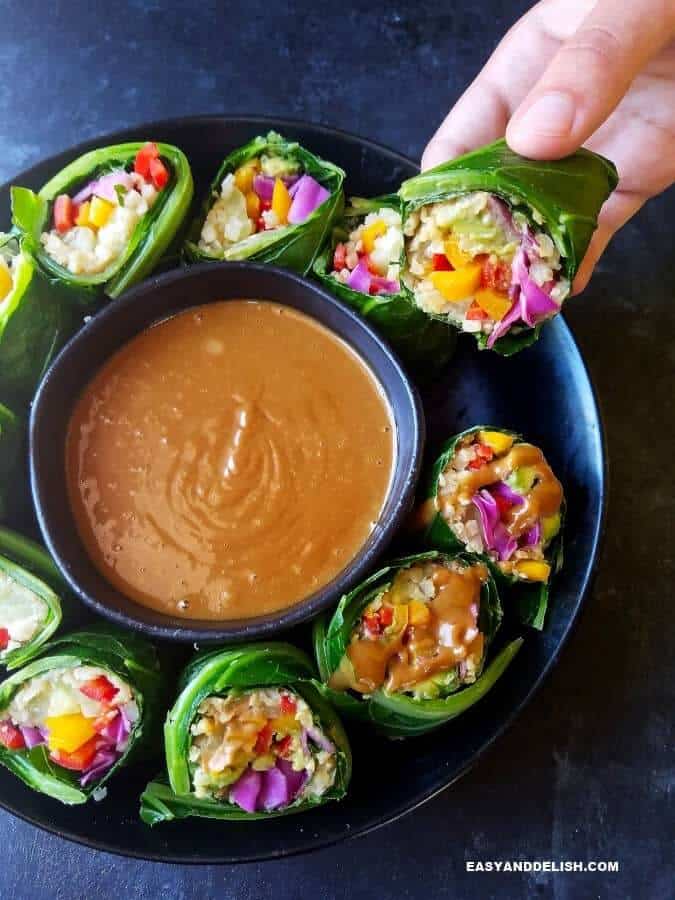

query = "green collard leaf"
[
  {"left": 11, "top": 143, "right": 193, "bottom": 301},
  {"left": 0, "top": 402, "right": 21, "bottom": 522},
  {"left": 184, "top": 131, "right": 345, "bottom": 275},
  {"left": 0, "top": 626, "right": 163, "bottom": 803},
  {"left": 312, "top": 551, "right": 511, "bottom": 737},
  {"left": 312, "top": 193, "right": 456, "bottom": 375},
  {"left": 0, "top": 235, "right": 80, "bottom": 407},
  {"left": 146, "top": 643, "right": 350, "bottom": 824},
  {"left": 416, "top": 426, "right": 565, "bottom": 630},
  {"left": 398, "top": 139, "right": 618, "bottom": 354}
]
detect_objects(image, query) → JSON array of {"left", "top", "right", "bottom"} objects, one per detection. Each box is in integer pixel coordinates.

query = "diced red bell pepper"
[
  {"left": 379, "top": 606, "right": 393, "bottom": 627},
  {"left": 274, "top": 735, "right": 292, "bottom": 756},
  {"left": 475, "top": 443, "right": 494, "bottom": 461},
  {"left": 0, "top": 628, "right": 9, "bottom": 650},
  {"left": 481, "top": 258, "right": 511, "bottom": 293},
  {"left": 280, "top": 695, "right": 297, "bottom": 716},
  {"left": 0, "top": 721, "right": 25, "bottom": 750},
  {"left": 432, "top": 253, "right": 453, "bottom": 271},
  {"left": 254, "top": 723, "right": 273, "bottom": 754},
  {"left": 256, "top": 216, "right": 267, "bottom": 232},
  {"left": 80, "top": 675, "right": 118, "bottom": 703},
  {"left": 468, "top": 443, "right": 494, "bottom": 470},
  {"left": 50, "top": 735, "right": 99, "bottom": 771},
  {"left": 363, "top": 612, "right": 383, "bottom": 635},
  {"left": 368, "top": 282, "right": 380, "bottom": 295},
  {"left": 260, "top": 199, "right": 272, "bottom": 212},
  {"left": 134, "top": 142, "right": 160, "bottom": 179},
  {"left": 149, "top": 157, "right": 169, "bottom": 190},
  {"left": 466, "top": 301, "right": 489, "bottom": 321},
  {"left": 54, "top": 195, "right": 74, "bottom": 233},
  {"left": 333, "top": 243, "right": 347, "bottom": 271}
]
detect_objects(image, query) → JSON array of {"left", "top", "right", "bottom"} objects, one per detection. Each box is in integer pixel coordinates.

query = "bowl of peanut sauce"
[{"left": 29, "top": 263, "right": 424, "bottom": 641}]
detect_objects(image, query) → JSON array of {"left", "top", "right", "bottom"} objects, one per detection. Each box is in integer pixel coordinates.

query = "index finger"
[{"left": 421, "top": 1, "right": 581, "bottom": 169}]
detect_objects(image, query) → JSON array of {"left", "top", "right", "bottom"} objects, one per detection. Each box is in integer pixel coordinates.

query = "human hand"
[{"left": 422, "top": 0, "right": 675, "bottom": 292}]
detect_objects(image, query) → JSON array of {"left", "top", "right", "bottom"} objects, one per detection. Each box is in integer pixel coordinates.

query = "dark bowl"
[{"left": 29, "top": 262, "right": 425, "bottom": 642}]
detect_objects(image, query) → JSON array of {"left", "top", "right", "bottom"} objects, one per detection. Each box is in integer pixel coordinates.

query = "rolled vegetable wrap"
[
  {"left": 0, "top": 627, "right": 162, "bottom": 804},
  {"left": 416, "top": 427, "right": 564, "bottom": 629},
  {"left": 140, "top": 643, "right": 351, "bottom": 825},
  {"left": 0, "top": 233, "right": 78, "bottom": 405},
  {"left": 313, "top": 195, "right": 456, "bottom": 370},
  {"left": 184, "top": 131, "right": 344, "bottom": 274},
  {"left": 399, "top": 139, "right": 618, "bottom": 354},
  {"left": 11, "top": 141, "right": 193, "bottom": 301},
  {"left": 313, "top": 551, "right": 522, "bottom": 738},
  {"left": 0, "top": 527, "right": 74, "bottom": 670},
  {"left": 0, "top": 402, "right": 21, "bottom": 521}
]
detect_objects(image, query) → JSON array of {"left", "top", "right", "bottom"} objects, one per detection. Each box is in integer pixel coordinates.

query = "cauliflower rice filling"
[
  {"left": 5, "top": 665, "right": 134, "bottom": 725},
  {"left": 199, "top": 173, "right": 256, "bottom": 253},
  {"left": 0, "top": 570, "right": 49, "bottom": 654},
  {"left": 41, "top": 176, "right": 158, "bottom": 276},
  {"left": 330, "top": 560, "right": 488, "bottom": 699},
  {"left": 0, "top": 664, "right": 138, "bottom": 784},
  {"left": 198, "top": 153, "right": 329, "bottom": 256},
  {"left": 403, "top": 191, "right": 570, "bottom": 335},
  {"left": 330, "top": 206, "right": 403, "bottom": 292},
  {"left": 189, "top": 688, "right": 336, "bottom": 810}
]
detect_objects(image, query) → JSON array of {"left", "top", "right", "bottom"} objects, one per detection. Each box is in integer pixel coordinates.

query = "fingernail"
[{"left": 511, "top": 91, "right": 577, "bottom": 139}]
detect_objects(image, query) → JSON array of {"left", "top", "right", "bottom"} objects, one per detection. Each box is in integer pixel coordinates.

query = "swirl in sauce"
[{"left": 66, "top": 300, "right": 395, "bottom": 620}]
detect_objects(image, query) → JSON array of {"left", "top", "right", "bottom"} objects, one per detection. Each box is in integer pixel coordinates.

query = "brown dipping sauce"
[
  {"left": 66, "top": 300, "right": 395, "bottom": 620},
  {"left": 331, "top": 562, "right": 487, "bottom": 694},
  {"left": 455, "top": 443, "right": 563, "bottom": 538}
]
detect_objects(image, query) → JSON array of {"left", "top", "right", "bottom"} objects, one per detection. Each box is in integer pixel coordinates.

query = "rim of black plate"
[{"left": 0, "top": 115, "right": 609, "bottom": 864}]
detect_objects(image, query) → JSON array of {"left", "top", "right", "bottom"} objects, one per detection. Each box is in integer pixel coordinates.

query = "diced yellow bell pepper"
[
  {"left": 234, "top": 159, "right": 260, "bottom": 194},
  {"left": 408, "top": 599, "right": 431, "bottom": 626},
  {"left": 474, "top": 287, "right": 512, "bottom": 321},
  {"left": 513, "top": 560, "right": 551, "bottom": 582},
  {"left": 0, "top": 263, "right": 12, "bottom": 302},
  {"left": 89, "top": 196, "right": 114, "bottom": 228},
  {"left": 45, "top": 713, "right": 96, "bottom": 753},
  {"left": 269, "top": 714, "right": 299, "bottom": 734},
  {"left": 477, "top": 430, "right": 514, "bottom": 455},
  {"left": 444, "top": 236, "right": 474, "bottom": 269},
  {"left": 271, "top": 178, "right": 292, "bottom": 225},
  {"left": 362, "top": 219, "right": 387, "bottom": 254},
  {"left": 430, "top": 263, "right": 482, "bottom": 302},
  {"left": 75, "top": 200, "right": 92, "bottom": 228},
  {"left": 245, "top": 191, "right": 261, "bottom": 220}
]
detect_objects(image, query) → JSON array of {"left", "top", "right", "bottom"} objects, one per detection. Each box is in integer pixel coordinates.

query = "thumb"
[{"left": 506, "top": 0, "right": 675, "bottom": 159}]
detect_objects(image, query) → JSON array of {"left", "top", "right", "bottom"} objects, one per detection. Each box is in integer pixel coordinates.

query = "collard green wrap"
[
  {"left": 399, "top": 139, "right": 618, "bottom": 354},
  {"left": 140, "top": 643, "right": 351, "bottom": 825},
  {"left": 11, "top": 142, "right": 193, "bottom": 301},
  {"left": 313, "top": 195, "right": 456, "bottom": 371},
  {"left": 312, "top": 551, "right": 522, "bottom": 738},
  {"left": 0, "top": 234, "right": 78, "bottom": 406},
  {"left": 184, "top": 131, "right": 344, "bottom": 274},
  {"left": 0, "top": 402, "right": 21, "bottom": 522},
  {"left": 417, "top": 426, "right": 565, "bottom": 630},
  {"left": 0, "top": 626, "right": 163, "bottom": 804},
  {"left": 0, "top": 526, "right": 76, "bottom": 670}
]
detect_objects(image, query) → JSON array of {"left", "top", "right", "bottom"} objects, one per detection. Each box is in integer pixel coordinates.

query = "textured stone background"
[{"left": 0, "top": 1, "right": 673, "bottom": 897}]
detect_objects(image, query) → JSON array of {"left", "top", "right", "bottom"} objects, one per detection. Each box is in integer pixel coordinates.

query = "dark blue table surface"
[{"left": 1, "top": 2, "right": 673, "bottom": 898}]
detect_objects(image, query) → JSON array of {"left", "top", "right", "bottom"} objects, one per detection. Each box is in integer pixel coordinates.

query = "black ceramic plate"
[{"left": 0, "top": 117, "right": 606, "bottom": 863}]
